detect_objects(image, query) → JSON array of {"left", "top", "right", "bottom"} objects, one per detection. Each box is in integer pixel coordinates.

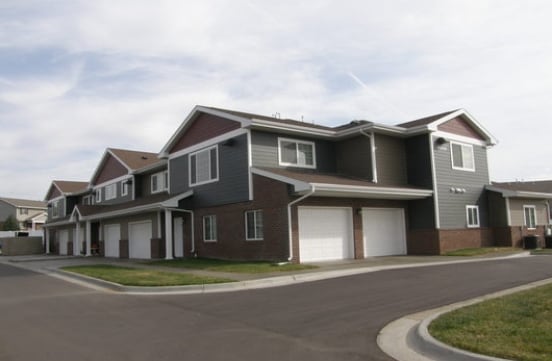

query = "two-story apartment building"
[
  {"left": 0, "top": 197, "right": 47, "bottom": 231},
  {"left": 44, "top": 105, "right": 500, "bottom": 262}
]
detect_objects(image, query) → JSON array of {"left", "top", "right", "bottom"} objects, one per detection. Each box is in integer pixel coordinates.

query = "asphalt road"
[{"left": 1, "top": 256, "right": 552, "bottom": 361}]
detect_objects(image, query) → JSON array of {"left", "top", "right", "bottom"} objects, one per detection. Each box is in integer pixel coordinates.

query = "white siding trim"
[
  {"left": 168, "top": 128, "right": 247, "bottom": 160},
  {"left": 247, "top": 130, "right": 253, "bottom": 201}
]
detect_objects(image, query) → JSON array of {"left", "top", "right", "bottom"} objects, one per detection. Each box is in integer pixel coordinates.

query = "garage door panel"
[
  {"left": 58, "top": 230, "right": 68, "bottom": 255},
  {"left": 129, "top": 221, "right": 152, "bottom": 259},
  {"left": 363, "top": 208, "right": 406, "bottom": 257},
  {"left": 104, "top": 224, "right": 120, "bottom": 258},
  {"left": 298, "top": 207, "right": 353, "bottom": 262}
]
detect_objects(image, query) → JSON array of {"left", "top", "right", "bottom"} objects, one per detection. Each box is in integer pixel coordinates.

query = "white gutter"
[
  {"left": 359, "top": 128, "right": 377, "bottom": 183},
  {"left": 287, "top": 185, "right": 316, "bottom": 262},
  {"left": 166, "top": 207, "right": 195, "bottom": 255}
]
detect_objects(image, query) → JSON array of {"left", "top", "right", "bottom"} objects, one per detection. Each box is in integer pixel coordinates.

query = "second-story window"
[
  {"left": 19, "top": 208, "right": 28, "bottom": 215},
  {"left": 121, "top": 180, "right": 129, "bottom": 197},
  {"left": 95, "top": 188, "right": 102, "bottom": 203},
  {"left": 152, "top": 171, "right": 168, "bottom": 193},
  {"left": 278, "top": 138, "right": 316, "bottom": 168},
  {"left": 52, "top": 201, "right": 60, "bottom": 218},
  {"left": 451, "top": 142, "right": 475, "bottom": 171},
  {"left": 189, "top": 146, "right": 218, "bottom": 186},
  {"left": 105, "top": 183, "right": 117, "bottom": 200}
]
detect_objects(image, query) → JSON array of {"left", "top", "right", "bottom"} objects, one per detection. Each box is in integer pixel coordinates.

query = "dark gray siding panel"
[
  {"left": 433, "top": 135, "right": 490, "bottom": 229},
  {"left": 408, "top": 198, "right": 436, "bottom": 229},
  {"left": 0, "top": 202, "right": 15, "bottom": 222},
  {"left": 170, "top": 134, "right": 250, "bottom": 207},
  {"left": 251, "top": 131, "right": 336, "bottom": 172},
  {"left": 405, "top": 135, "right": 433, "bottom": 188},
  {"left": 375, "top": 134, "right": 407, "bottom": 186},
  {"left": 487, "top": 190, "right": 508, "bottom": 227},
  {"left": 336, "top": 136, "right": 372, "bottom": 179}
]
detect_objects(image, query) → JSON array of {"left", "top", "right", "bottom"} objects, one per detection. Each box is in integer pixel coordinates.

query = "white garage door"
[
  {"left": 104, "top": 224, "right": 120, "bottom": 258},
  {"left": 58, "top": 230, "right": 68, "bottom": 255},
  {"left": 129, "top": 221, "right": 152, "bottom": 259},
  {"left": 362, "top": 208, "right": 406, "bottom": 257},
  {"left": 298, "top": 207, "right": 354, "bottom": 262}
]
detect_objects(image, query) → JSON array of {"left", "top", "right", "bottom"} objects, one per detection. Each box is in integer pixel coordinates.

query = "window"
[
  {"left": 245, "top": 210, "right": 264, "bottom": 240},
  {"left": 190, "top": 146, "right": 218, "bottom": 186},
  {"left": 152, "top": 171, "right": 168, "bottom": 193},
  {"left": 105, "top": 183, "right": 117, "bottom": 200},
  {"left": 466, "top": 205, "right": 480, "bottom": 228},
  {"left": 95, "top": 188, "right": 102, "bottom": 203},
  {"left": 203, "top": 215, "right": 217, "bottom": 242},
  {"left": 451, "top": 142, "right": 475, "bottom": 171},
  {"left": 83, "top": 195, "right": 91, "bottom": 205},
  {"left": 278, "top": 138, "right": 316, "bottom": 168},
  {"left": 524, "top": 205, "right": 537, "bottom": 229},
  {"left": 19, "top": 208, "right": 28, "bottom": 215},
  {"left": 121, "top": 180, "right": 129, "bottom": 197},
  {"left": 52, "top": 201, "right": 60, "bottom": 218}
]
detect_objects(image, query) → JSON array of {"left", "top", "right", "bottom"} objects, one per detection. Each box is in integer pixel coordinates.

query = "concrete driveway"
[{"left": 1, "top": 256, "right": 551, "bottom": 361}]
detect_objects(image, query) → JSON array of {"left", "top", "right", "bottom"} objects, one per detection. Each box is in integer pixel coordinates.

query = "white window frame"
[
  {"left": 245, "top": 210, "right": 264, "bottom": 241},
  {"left": 83, "top": 195, "right": 91, "bottom": 205},
  {"left": 52, "top": 201, "right": 60, "bottom": 218},
  {"left": 121, "top": 180, "right": 129, "bottom": 197},
  {"left": 105, "top": 183, "right": 117, "bottom": 200},
  {"left": 203, "top": 215, "right": 217, "bottom": 242},
  {"left": 95, "top": 188, "right": 102, "bottom": 203},
  {"left": 524, "top": 205, "right": 537, "bottom": 230},
  {"left": 466, "top": 205, "right": 480, "bottom": 228},
  {"left": 278, "top": 137, "right": 316, "bottom": 169},
  {"left": 151, "top": 171, "right": 168, "bottom": 194},
  {"left": 450, "top": 141, "right": 475, "bottom": 172},
  {"left": 189, "top": 145, "right": 219, "bottom": 187}
]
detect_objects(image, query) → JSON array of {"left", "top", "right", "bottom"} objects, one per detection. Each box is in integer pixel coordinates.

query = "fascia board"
[
  {"left": 159, "top": 105, "right": 252, "bottom": 157},
  {"left": 250, "top": 167, "right": 311, "bottom": 192},
  {"left": 427, "top": 109, "right": 498, "bottom": 146},
  {"left": 308, "top": 183, "right": 433, "bottom": 198},
  {"left": 487, "top": 186, "right": 552, "bottom": 199}
]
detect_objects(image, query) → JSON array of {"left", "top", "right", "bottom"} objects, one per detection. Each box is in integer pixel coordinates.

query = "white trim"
[
  {"left": 426, "top": 109, "right": 498, "bottom": 146},
  {"left": 95, "top": 188, "right": 102, "bottom": 203},
  {"left": 121, "top": 180, "right": 129, "bottom": 197},
  {"left": 506, "top": 197, "right": 512, "bottom": 226},
  {"left": 429, "top": 135, "right": 441, "bottom": 229},
  {"left": 485, "top": 186, "right": 552, "bottom": 199},
  {"left": 166, "top": 128, "right": 247, "bottom": 159},
  {"left": 151, "top": 170, "right": 168, "bottom": 194},
  {"left": 157, "top": 211, "right": 162, "bottom": 238},
  {"left": 466, "top": 205, "right": 480, "bottom": 228},
  {"left": 105, "top": 183, "right": 117, "bottom": 201},
  {"left": 523, "top": 205, "right": 537, "bottom": 230},
  {"left": 245, "top": 210, "right": 264, "bottom": 241},
  {"left": 303, "top": 183, "right": 433, "bottom": 200},
  {"left": 277, "top": 137, "right": 316, "bottom": 169},
  {"left": 251, "top": 167, "right": 311, "bottom": 192},
  {"left": 89, "top": 149, "right": 131, "bottom": 186},
  {"left": 433, "top": 131, "right": 489, "bottom": 148},
  {"left": 247, "top": 130, "right": 253, "bottom": 201},
  {"left": 203, "top": 214, "right": 217, "bottom": 242},
  {"left": 188, "top": 145, "right": 219, "bottom": 187},
  {"left": 450, "top": 141, "right": 475, "bottom": 172}
]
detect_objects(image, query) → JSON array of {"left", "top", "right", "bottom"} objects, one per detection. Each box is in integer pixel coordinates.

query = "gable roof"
[
  {"left": 45, "top": 180, "right": 89, "bottom": 201},
  {"left": 487, "top": 180, "right": 552, "bottom": 199},
  {"left": 397, "top": 110, "right": 460, "bottom": 128},
  {"left": 90, "top": 148, "right": 165, "bottom": 185},
  {"left": 0, "top": 197, "right": 47, "bottom": 209}
]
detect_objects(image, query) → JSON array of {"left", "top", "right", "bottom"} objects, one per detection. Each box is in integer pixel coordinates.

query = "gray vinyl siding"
[
  {"left": 48, "top": 198, "right": 66, "bottom": 219},
  {"left": 405, "top": 135, "right": 435, "bottom": 229},
  {"left": 250, "top": 131, "right": 336, "bottom": 172},
  {"left": 336, "top": 136, "right": 372, "bottom": 179},
  {"left": 0, "top": 202, "right": 15, "bottom": 222},
  {"left": 487, "top": 190, "right": 508, "bottom": 227},
  {"left": 96, "top": 181, "right": 133, "bottom": 205},
  {"left": 170, "top": 134, "right": 250, "bottom": 207},
  {"left": 433, "top": 135, "right": 490, "bottom": 229},
  {"left": 375, "top": 134, "right": 407, "bottom": 186}
]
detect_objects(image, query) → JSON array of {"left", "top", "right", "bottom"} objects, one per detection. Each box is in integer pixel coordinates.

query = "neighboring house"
[
  {"left": 0, "top": 197, "right": 47, "bottom": 230},
  {"left": 487, "top": 181, "right": 552, "bottom": 248},
  {"left": 44, "top": 105, "right": 500, "bottom": 262}
]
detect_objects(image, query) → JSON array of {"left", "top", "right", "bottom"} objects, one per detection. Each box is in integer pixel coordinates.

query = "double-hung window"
[
  {"left": 451, "top": 142, "right": 475, "bottom": 171},
  {"left": 52, "top": 201, "right": 60, "bottom": 218},
  {"left": 121, "top": 180, "right": 129, "bottom": 197},
  {"left": 190, "top": 146, "right": 218, "bottom": 186},
  {"left": 105, "top": 183, "right": 117, "bottom": 200},
  {"left": 278, "top": 138, "right": 316, "bottom": 168},
  {"left": 466, "top": 205, "right": 480, "bottom": 228},
  {"left": 203, "top": 215, "right": 217, "bottom": 242},
  {"left": 524, "top": 205, "right": 537, "bottom": 229},
  {"left": 152, "top": 171, "right": 168, "bottom": 193},
  {"left": 245, "top": 210, "right": 264, "bottom": 241},
  {"left": 95, "top": 188, "right": 102, "bottom": 203}
]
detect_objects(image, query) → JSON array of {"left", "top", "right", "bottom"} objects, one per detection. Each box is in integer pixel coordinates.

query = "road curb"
[{"left": 378, "top": 277, "right": 552, "bottom": 361}]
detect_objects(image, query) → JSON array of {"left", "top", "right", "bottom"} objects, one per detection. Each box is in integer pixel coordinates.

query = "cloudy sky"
[{"left": 1, "top": 0, "right": 551, "bottom": 200}]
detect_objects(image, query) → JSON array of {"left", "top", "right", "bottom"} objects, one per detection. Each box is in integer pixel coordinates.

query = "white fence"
[{"left": 0, "top": 230, "right": 44, "bottom": 239}]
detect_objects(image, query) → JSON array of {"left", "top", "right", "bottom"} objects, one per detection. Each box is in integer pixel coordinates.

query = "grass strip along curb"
[
  {"left": 147, "top": 258, "right": 318, "bottom": 273},
  {"left": 429, "top": 283, "right": 552, "bottom": 361},
  {"left": 62, "top": 264, "right": 235, "bottom": 287}
]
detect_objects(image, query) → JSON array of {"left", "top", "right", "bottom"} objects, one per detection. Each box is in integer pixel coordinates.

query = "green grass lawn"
[
  {"left": 62, "top": 264, "right": 235, "bottom": 286},
  {"left": 531, "top": 249, "right": 552, "bottom": 255},
  {"left": 147, "top": 258, "right": 318, "bottom": 273},
  {"left": 444, "top": 247, "right": 521, "bottom": 257},
  {"left": 429, "top": 284, "right": 552, "bottom": 361}
]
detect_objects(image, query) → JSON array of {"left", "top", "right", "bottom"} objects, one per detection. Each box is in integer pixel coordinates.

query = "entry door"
[
  {"left": 174, "top": 217, "right": 184, "bottom": 258},
  {"left": 363, "top": 208, "right": 406, "bottom": 257},
  {"left": 58, "top": 230, "right": 68, "bottom": 255},
  {"left": 104, "top": 224, "right": 120, "bottom": 258}
]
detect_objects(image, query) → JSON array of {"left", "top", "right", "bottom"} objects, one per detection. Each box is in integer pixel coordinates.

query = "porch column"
[
  {"left": 45, "top": 228, "right": 50, "bottom": 254},
  {"left": 164, "top": 209, "right": 173, "bottom": 260},
  {"left": 75, "top": 222, "right": 81, "bottom": 256},
  {"left": 85, "top": 221, "right": 92, "bottom": 256}
]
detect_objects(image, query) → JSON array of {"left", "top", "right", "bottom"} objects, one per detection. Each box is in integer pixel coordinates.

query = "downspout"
[
  {"left": 287, "top": 185, "right": 316, "bottom": 262},
  {"left": 165, "top": 207, "right": 195, "bottom": 255},
  {"left": 359, "top": 129, "right": 377, "bottom": 183}
]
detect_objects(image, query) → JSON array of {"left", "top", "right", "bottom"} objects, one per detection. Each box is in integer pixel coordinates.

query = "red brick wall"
[
  {"left": 437, "top": 228, "right": 494, "bottom": 254},
  {"left": 407, "top": 229, "right": 440, "bottom": 254},
  {"left": 170, "top": 113, "right": 241, "bottom": 154},
  {"left": 495, "top": 225, "right": 546, "bottom": 248}
]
